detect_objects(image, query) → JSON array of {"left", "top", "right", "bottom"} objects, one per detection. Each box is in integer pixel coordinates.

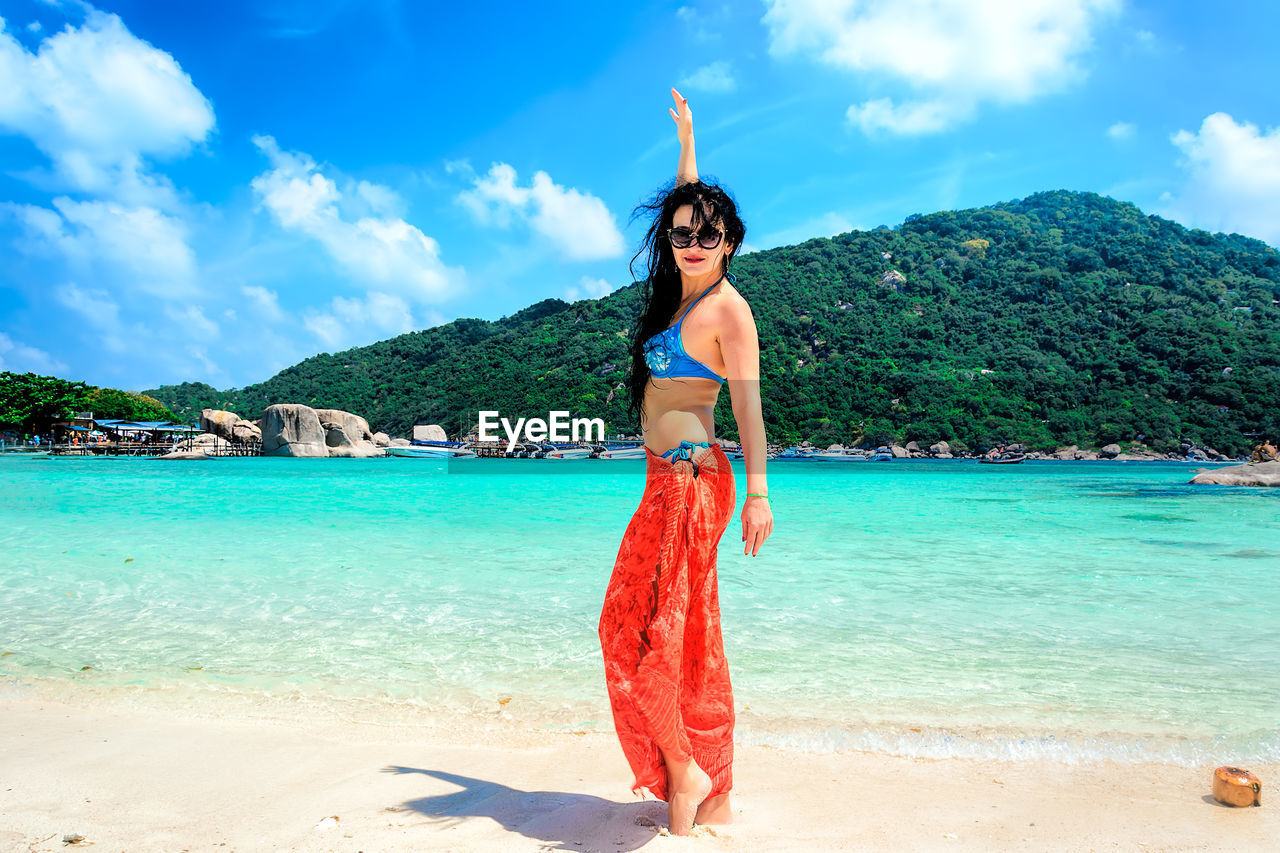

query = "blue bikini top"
[{"left": 643, "top": 276, "right": 728, "bottom": 384}]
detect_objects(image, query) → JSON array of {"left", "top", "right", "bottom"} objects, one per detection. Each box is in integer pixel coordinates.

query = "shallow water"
[{"left": 2, "top": 454, "right": 1277, "bottom": 764}]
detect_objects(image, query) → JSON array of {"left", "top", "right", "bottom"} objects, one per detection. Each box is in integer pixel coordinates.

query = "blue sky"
[{"left": 1, "top": 0, "right": 1278, "bottom": 391}]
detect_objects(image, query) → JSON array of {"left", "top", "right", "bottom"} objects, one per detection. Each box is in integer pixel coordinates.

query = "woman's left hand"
[
  {"left": 741, "top": 497, "right": 773, "bottom": 556},
  {"left": 669, "top": 87, "right": 693, "bottom": 146}
]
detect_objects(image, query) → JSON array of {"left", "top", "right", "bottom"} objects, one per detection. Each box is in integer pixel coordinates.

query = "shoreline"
[
  {"left": 0, "top": 447, "right": 1256, "bottom": 463},
  {"left": 5, "top": 676, "right": 1274, "bottom": 769},
  {"left": 2, "top": 692, "right": 1275, "bottom": 852}
]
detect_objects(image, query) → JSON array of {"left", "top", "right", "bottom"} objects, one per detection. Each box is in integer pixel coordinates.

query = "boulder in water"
[
  {"left": 261, "top": 405, "right": 327, "bottom": 457},
  {"left": 1190, "top": 460, "right": 1280, "bottom": 487},
  {"left": 315, "top": 408, "right": 383, "bottom": 458}
]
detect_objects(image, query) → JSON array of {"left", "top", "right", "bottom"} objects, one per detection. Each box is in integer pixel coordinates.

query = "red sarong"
[{"left": 598, "top": 442, "right": 737, "bottom": 802}]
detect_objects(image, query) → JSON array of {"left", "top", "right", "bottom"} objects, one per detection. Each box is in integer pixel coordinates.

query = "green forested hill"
[{"left": 148, "top": 191, "right": 1280, "bottom": 455}]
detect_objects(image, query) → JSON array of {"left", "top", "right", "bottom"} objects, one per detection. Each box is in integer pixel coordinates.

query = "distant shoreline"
[{"left": 0, "top": 445, "right": 1253, "bottom": 463}]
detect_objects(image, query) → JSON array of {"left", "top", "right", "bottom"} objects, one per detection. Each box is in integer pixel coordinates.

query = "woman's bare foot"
[
  {"left": 667, "top": 761, "right": 712, "bottom": 836},
  {"left": 695, "top": 791, "right": 733, "bottom": 825}
]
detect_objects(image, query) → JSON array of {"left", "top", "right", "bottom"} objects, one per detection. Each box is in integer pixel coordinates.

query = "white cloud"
[
  {"left": 164, "top": 304, "right": 219, "bottom": 339},
  {"left": 55, "top": 199, "right": 197, "bottom": 295},
  {"left": 186, "top": 346, "right": 222, "bottom": 380},
  {"left": 0, "top": 8, "right": 222, "bottom": 383},
  {"left": 352, "top": 179, "right": 403, "bottom": 218},
  {"left": 458, "top": 162, "right": 625, "bottom": 261},
  {"left": 1162, "top": 112, "right": 1280, "bottom": 246},
  {"left": 458, "top": 162, "right": 524, "bottom": 227},
  {"left": 847, "top": 97, "right": 959, "bottom": 135},
  {"left": 675, "top": 4, "right": 722, "bottom": 42},
  {"left": 564, "top": 276, "right": 615, "bottom": 302},
  {"left": 303, "top": 291, "right": 416, "bottom": 350},
  {"left": 680, "top": 61, "right": 736, "bottom": 93},
  {"left": 1106, "top": 121, "right": 1136, "bottom": 141},
  {"left": 763, "top": 0, "right": 1120, "bottom": 135},
  {"left": 251, "top": 135, "right": 461, "bottom": 302},
  {"left": 0, "top": 9, "right": 214, "bottom": 206},
  {"left": 241, "top": 284, "right": 285, "bottom": 323},
  {"left": 53, "top": 282, "right": 133, "bottom": 352},
  {"left": 0, "top": 331, "right": 68, "bottom": 374},
  {"left": 443, "top": 158, "right": 472, "bottom": 176},
  {"left": 6, "top": 198, "right": 198, "bottom": 299},
  {"left": 24, "top": 200, "right": 193, "bottom": 295},
  {"left": 55, "top": 282, "right": 120, "bottom": 329}
]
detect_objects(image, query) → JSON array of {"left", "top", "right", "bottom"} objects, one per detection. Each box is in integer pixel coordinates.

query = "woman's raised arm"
[{"left": 670, "top": 87, "right": 698, "bottom": 185}]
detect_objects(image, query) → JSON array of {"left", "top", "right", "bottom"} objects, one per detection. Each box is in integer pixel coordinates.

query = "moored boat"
[
  {"left": 596, "top": 446, "right": 647, "bottom": 460},
  {"left": 388, "top": 441, "right": 475, "bottom": 458},
  {"left": 545, "top": 445, "right": 595, "bottom": 459},
  {"left": 811, "top": 449, "right": 870, "bottom": 461}
]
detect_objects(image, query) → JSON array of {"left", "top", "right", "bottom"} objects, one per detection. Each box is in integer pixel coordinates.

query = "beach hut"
[{"left": 96, "top": 419, "right": 200, "bottom": 453}]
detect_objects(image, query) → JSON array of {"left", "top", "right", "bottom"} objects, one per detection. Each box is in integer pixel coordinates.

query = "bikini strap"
[{"left": 675, "top": 274, "right": 727, "bottom": 325}]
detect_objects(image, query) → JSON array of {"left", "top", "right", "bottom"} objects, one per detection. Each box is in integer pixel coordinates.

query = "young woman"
[{"left": 598, "top": 88, "right": 773, "bottom": 836}]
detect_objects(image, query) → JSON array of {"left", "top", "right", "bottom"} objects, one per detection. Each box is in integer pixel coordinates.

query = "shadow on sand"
[{"left": 383, "top": 766, "right": 666, "bottom": 851}]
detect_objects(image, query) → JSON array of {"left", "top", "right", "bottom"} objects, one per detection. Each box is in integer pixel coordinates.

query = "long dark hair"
[{"left": 625, "top": 179, "right": 746, "bottom": 429}]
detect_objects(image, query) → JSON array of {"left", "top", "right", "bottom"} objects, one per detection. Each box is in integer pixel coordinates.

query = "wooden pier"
[{"left": 35, "top": 438, "right": 262, "bottom": 458}]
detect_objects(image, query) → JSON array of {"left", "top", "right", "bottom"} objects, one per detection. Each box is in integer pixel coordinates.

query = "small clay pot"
[{"left": 1213, "top": 766, "right": 1261, "bottom": 807}]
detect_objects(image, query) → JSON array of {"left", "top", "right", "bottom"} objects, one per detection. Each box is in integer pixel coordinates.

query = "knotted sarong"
[{"left": 598, "top": 441, "right": 737, "bottom": 802}]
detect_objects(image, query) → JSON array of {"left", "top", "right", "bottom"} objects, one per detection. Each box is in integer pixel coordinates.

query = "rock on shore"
[
  {"left": 413, "top": 424, "right": 448, "bottom": 442},
  {"left": 314, "top": 408, "right": 383, "bottom": 458},
  {"left": 261, "top": 404, "right": 385, "bottom": 458},
  {"left": 200, "top": 408, "right": 262, "bottom": 443},
  {"left": 261, "top": 405, "right": 328, "bottom": 457},
  {"left": 1189, "top": 460, "right": 1280, "bottom": 486}
]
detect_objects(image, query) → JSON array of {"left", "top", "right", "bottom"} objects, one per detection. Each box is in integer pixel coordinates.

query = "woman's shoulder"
[
  {"left": 708, "top": 279, "right": 756, "bottom": 336},
  {"left": 714, "top": 279, "right": 753, "bottom": 313}
]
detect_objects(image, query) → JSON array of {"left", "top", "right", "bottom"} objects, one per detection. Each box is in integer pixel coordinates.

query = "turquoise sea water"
[{"left": 2, "top": 454, "right": 1278, "bottom": 764}]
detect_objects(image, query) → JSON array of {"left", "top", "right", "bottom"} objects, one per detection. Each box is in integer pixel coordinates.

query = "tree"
[{"left": 0, "top": 372, "right": 91, "bottom": 432}]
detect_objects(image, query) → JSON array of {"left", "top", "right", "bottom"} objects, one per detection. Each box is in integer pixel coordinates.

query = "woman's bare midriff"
[{"left": 642, "top": 376, "right": 722, "bottom": 457}]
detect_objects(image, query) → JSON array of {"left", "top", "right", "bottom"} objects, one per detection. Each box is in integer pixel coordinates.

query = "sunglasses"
[{"left": 666, "top": 225, "right": 725, "bottom": 250}]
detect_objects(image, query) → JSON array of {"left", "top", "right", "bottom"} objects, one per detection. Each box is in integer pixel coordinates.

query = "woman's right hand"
[
  {"left": 742, "top": 496, "right": 773, "bottom": 557},
  {"left": 669, "top": 87, "right": 693, "bottom": 146}
]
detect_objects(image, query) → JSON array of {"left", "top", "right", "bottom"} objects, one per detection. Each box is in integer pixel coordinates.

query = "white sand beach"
[{"left": 1, "top": 694, "right": 1275, "bottom": 852}]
